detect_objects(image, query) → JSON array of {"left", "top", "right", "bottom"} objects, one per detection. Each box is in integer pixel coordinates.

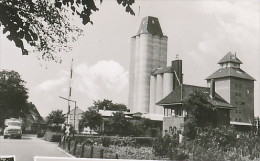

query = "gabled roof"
[
  {"left": 206, "top": 67, "right": 255, "bottom": 81},
  {"left": 151, "top": 66, "right": 172, "bottom": 75},
  {"left": 136, "top": 16, "right": 164, "bottom": 36},
  {"left": 218, "top": 52, "right": 243, "bottom": 64},
  {"left": 156, "top": 84, "right": 234, "bottom": 109}
]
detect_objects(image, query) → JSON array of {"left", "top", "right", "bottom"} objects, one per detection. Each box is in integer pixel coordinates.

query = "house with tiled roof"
[{"left": 157, "top": 83, "right": 235, "bottom": 135}]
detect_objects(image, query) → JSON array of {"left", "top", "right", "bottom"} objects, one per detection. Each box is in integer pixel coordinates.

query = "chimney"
[
  {"left": 172, "top": 60, "right": 183, "bottom": 90},
  {"left": 210, "top": 79, "right": 215, "bottom": 98}
]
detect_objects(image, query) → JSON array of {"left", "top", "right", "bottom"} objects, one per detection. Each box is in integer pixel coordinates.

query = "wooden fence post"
[
  {"left": 90, "top": 146, "right": 94, "bottom": 158},
  {"left": 73, "top": 140, "right": 78, "bottom": 156},
  {"left": 80, "top": 143, "right": 85, "bottom": 158},
  {"left": 100, "top": 149, "right": 104, "bottom": 158},
  {"left": 63, "top": 138, "right": 65, "bottom": 149},
  {"left": 68, "top": 139, "right": 71, "bottom": 151}
]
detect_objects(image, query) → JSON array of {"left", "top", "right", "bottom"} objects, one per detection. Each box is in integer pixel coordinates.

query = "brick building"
[
  {"left": 206, "top": 52, "right": 255, "bottom": 124},
  {"left": 157, "top": 84, "right": 234, "bottom": 135}
]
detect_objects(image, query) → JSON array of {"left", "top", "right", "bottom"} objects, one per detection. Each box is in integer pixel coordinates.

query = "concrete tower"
[
  {"left": 129, "top": 16, "right": 168, "bottom": 113},
  {"left": 206, "top": 52, "right": 255, "bottom": 124}
]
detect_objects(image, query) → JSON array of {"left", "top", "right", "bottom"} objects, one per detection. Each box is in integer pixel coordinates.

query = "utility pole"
[
  {"left": 67, "top": 58, "right": 74, "bottom": 124},
  {"left": 59, "top": 96, "right": 77, "bottom": 128}
]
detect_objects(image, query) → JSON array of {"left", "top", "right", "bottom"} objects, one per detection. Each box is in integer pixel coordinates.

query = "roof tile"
[{"left": 206, "top": 67, "right": 255, "bottom": 81}]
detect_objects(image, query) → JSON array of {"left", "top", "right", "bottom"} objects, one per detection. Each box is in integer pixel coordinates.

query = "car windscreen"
[{"left": 8, "top": 122, "right": 21, "bottom": 127}]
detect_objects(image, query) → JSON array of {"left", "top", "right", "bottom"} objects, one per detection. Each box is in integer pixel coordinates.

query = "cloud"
[
  {"left": 196, "top": 0, "right": 259, "bottom": 54},
  {"left": 73, "top": 60, "right": 128, "bottom": 101},
  {"left": 36, "top": 70, "right": 69, "bottom": 92},
  {"left": 189, "top": 0, "right": 259, "bottom": 66}
]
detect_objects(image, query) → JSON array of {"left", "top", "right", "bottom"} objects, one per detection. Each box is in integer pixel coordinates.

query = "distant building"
[
  {"left": 98, "top": 110, "right": 162, "bottom": 136},
  {"left": 67, "top": 108, "right": 83, "bottom": 132},
  {"left": 128, "top": 16, "right": 168, "bottom": 114},
  {"left": 206, "top": 52, "right": 255, "bottom": 124}
]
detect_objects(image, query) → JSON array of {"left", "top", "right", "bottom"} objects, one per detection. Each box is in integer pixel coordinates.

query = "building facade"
[
  {"left": 128, "top": 16, "right": 168, "bottom": 113},
  {"left": 206, "top": 52, "right": 255, "bottom": 124},
  {"left": 157, "top": 84, "right": 234, "bottom": 135},
  {"left": 67, "top": 108, "right": 83, "bottom": 132}
]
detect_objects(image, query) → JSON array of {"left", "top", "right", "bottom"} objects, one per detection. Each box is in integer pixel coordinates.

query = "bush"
[
  {"left": 134, "top": 137, "right": 154, "bottom": 147},
  {"left": 102, "top": 137, "right": 111, "bottom": 147},
  {"left": 71, "top": 135, "right": 155, "bottom": 148}
]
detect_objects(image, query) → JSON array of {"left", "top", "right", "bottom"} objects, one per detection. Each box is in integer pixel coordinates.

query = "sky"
[{"left": 0, "top": 0, "right": 259, "bottom": 117}]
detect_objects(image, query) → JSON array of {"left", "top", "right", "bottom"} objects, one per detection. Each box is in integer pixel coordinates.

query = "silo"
[{"left": 128, "top": 16, "right": 168, "bottom": 113}]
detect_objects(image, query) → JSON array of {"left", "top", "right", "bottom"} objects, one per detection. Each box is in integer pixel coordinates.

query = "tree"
[
  {"left": 0, "top": 70, "right": 29, "bottom": 128},
  {"left": 0, "top": 0, "right": 135, "bottom": 61},
  {"left": 183, "top": 90, "right": 218, "bottom": 139},
  {"left": 110, "top": 111, "right": 130, "bottom": 136},
  {"left": 92, "top": 99, "right": 128, "bottom": 111},
  {"left": 111, "top": 103, "right": 128, "bottom": 111},
  {"left": 46, "top": 110, "right": 66, "bottom": 126},
  {"left": 79, "top": 109, "right": 103, "bottom": 130},
  {"left": 22, "top": 102, "right": 43, "bottom": 132}
]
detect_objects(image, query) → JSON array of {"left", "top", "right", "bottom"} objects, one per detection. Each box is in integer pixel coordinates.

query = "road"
[{"left": 0, "top": 134, "right": 73, "bottom": 161}]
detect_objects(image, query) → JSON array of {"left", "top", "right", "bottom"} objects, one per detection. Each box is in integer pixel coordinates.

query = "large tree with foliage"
[
  {"left": 79, "top": 108, "right": 103, "bottom": 130},
  {"left": 46, "top": 110, "right": 66, "bottom": 126},
  {"left": 183, "top": 90, "right": 218, "bottom": 139},
  {"left": 0, "top": 70, "right": 29, "bottom": 128},
  {"left": 0, "top": 0, "right": 135, "bottom": 61}
]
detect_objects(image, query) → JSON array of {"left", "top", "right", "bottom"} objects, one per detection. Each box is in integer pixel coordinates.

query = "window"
[
  {"left": 176, "top": 109, "right": 184, "bottom": 117},
  {"left": 239, "top": 84, "right": 242, "bottom": 88},
  {"left": 235, "top": 110, "right": 238, "bottom": 113}
]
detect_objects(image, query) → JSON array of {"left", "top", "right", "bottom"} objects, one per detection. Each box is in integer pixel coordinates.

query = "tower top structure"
[
  {"left": 136, "top": 16, "right": 164, "bottom": 36},
  {"left": 218, "top": 51, "right": 243, "bottom": 64},
  {"left": 206, "top": 52, "right": 255, "bottom": 81}
]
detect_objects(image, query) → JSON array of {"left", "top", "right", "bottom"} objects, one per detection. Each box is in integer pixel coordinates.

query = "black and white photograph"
[{"left": 0, "top": 0, "right": 259, "bottom": 161}]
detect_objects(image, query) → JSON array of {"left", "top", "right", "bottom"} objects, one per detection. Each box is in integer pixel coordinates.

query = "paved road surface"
[{"left": 0, "top": 134, "right": 72, "bottom": 161}]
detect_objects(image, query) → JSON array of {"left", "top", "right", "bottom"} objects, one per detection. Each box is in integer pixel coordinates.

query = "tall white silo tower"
[{"left": 128, "top": 16, "right": 168, "bottom": 113}]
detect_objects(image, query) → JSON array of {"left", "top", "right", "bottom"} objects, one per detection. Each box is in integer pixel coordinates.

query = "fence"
[{"left": 59, "top": 137, "right": 119, "bottom": 159}]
